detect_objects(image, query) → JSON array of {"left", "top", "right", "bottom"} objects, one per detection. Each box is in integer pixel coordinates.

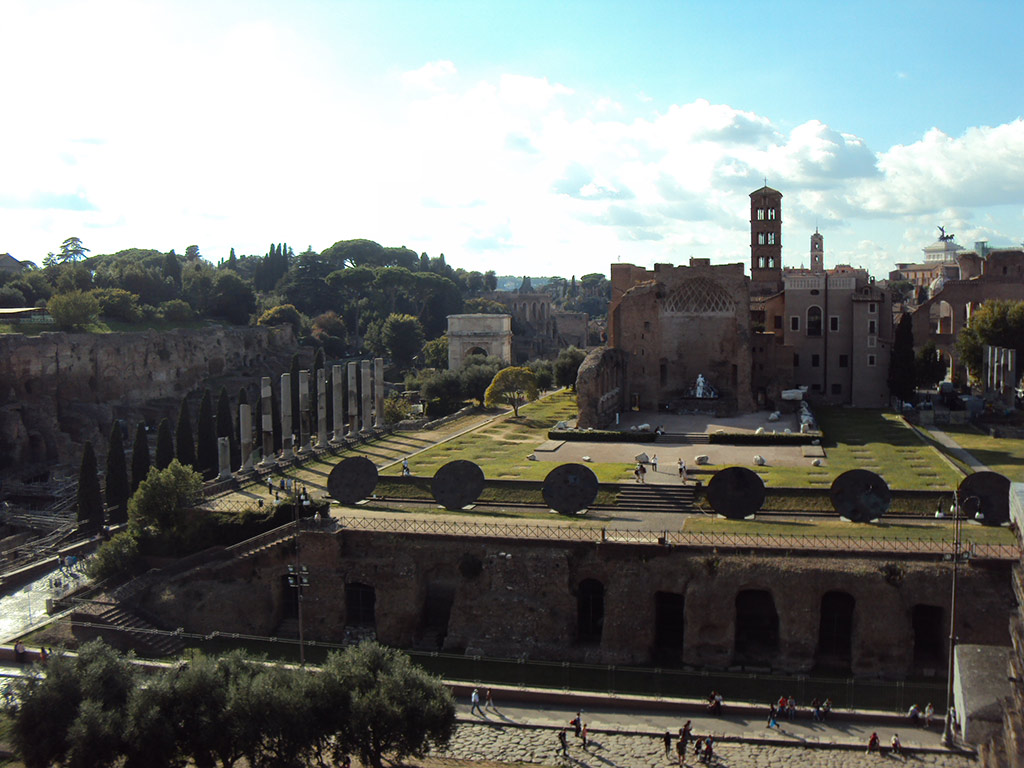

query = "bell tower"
[
  {"left": 810, "top": 229, "right": 824, "bottom": 273},
  {"left": 750, "top": 185, "right": 782, "bottom": 294}
]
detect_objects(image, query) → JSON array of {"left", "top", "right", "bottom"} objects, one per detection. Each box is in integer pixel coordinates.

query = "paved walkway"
[
  {"left": 440, "top": 698, "right": 974, "bottom": 768},
  {"left": 926, "top": 428, "right": 993, "bottom": 473}
]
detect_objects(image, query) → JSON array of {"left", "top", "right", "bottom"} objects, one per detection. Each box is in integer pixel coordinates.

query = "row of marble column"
[{"left": 217, "top": 358, "right": 384, "bottom": 479}]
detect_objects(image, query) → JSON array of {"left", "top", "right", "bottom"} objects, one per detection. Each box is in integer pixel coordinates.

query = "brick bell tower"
[
  {"left": 750, "top": 185, "right": 783, "bottom": 294},
  {"left": 810, "top": 228, "right": 824, "bottom": 273}
]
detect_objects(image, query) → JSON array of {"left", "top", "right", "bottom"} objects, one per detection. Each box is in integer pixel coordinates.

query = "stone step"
[{"left": 77, "top": 606, "right": 185, "bottom": 658}]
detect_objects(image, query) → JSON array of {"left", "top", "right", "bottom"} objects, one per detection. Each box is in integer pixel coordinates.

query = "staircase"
[
  {"left": 600, "top": 484, "right": 697, "bottom": 514},
  {"left": 655, "top": 432, "right": 710, "bottom": 444},
  {"left": 71, "top": 604, "right": 185, "bottom": 658}
]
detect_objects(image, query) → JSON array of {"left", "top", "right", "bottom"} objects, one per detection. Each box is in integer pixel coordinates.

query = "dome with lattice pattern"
[{"left": 663, "top": 277, "right": 736, "bottom": 314}]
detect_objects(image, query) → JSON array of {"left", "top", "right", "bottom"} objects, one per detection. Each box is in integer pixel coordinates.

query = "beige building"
[
  {"left": 487, "top": 277, "right": 588, "bottom": 362},
  {"left": 446, "top": 314, "right": 512, "bottom": 369}
]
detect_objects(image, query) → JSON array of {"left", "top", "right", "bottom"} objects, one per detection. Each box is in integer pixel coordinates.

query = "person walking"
[
  {"left": 767, "top": 703, "right": 778, "bottom": 729},
  {"left": 571, "top": 712, "right": 582, "bottom": 738},
  {"left": 651, "top": 454, "right": 659, "bottom": 472},
  {"left": 678, "top": 457, "right": 686, "bottom": 482},
  {"left": 485, "top": 688, "right": 495, "bottom": 711},
  {"left": 663, "top": 730, "right": 671, "bottom": 755},
  {"left": 581, "top": 724, "right": 588, "bottom": 750},
  {"left": 470, "top": 687, "right": 483, "bottom": 716},
  {"left": 924, "top": 702, "right": 934, "bottom": 728},
  {"left": 675, "top": 735, "right": 686, "bottom": 766},
  {"left": 558, "top": 728, "right": 569, "bottom": 756},
  {"left": 402, "top": 457, "right": 410, "bottom": 476}
]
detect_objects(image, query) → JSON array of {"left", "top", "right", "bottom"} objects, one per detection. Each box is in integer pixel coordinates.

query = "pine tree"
[
  {"left": 227, "top": 247, "right": 237, "bottom": 270},
  {"left": 175, "top": 397, "right": 197, "bottom": 471},
  {"left": 105, "top": 423, "right": 129, "bottom": 524},
  {"left": 155, "top": 418, "right": 174, "bottom": 469},
  {"left": 77, "top": 441, "right": 103, "bottom": 532},
  {"left": 196, "top": 389, "right": 218, "bottom": 479},
  {"left": 290, "top": 354, "right": 301, "bottom": 447},
  {"left": 130, "top": 421, "right": 150, "bottom": 493},
  {"left": 888, "top": 313, "right": 916, "bottom": 408},
  {"left": 217, "top": 386, "right": 239, "bottom": 470}
]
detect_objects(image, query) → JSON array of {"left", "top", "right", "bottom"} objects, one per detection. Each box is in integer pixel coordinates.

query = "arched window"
[
  {"left": 807, "top": 306, "right": 822, "bottom": 337},
  {"left": 816, "top": 591, "right": 855, "bottom": 671},
  {"left": 734, "top": 589, "right": 779, "bottom": 665},
  {"left": 577, "top": 579, "right": 604, "bottom": 643}
]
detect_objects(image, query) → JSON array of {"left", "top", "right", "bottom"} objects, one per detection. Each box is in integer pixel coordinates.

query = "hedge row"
[
  {"left": 547, "top": 430, "right": 658, "bottom": 442},
  {"left": 707, "top": 432, "right": 818, "bottom": 446}
]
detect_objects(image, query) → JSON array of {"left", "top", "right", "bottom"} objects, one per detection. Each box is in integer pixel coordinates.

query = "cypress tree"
[
  {"left": 217, "top": 386, "right": 239, "bottom": 470},
  {"left": 290, "top": 354, "right": 301, "bottom": 447},
  {"left": 888, "top": 313, "right": 916, "bottom": 408},
  {"left": 196, "top": 389, "right": 218, "bottom": 479},
  {"left": 130, "top": 421, "right": 150, "bottom": 493},
  {"left": 175, "top": 397, "right": 196, "bottom": 471},
  {"left": 77, "top": 441, "right": 103, "bottom": 532},
  {"left": 155, "top": 418, "right": 174, "bottom": 470},
  {"left": 105, "top": 422, "right": 129, "bottom": 524}
]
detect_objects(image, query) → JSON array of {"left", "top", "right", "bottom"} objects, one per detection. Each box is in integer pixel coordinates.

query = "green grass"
[
  {"left": 684, "top": 516, "right": 1017, "bottom": 544},
  {"left": 922, "top": 423, "right": 1024, "bottom": 482},
  {"left": 748, "top": 407, "right": 962, "bottom": 490}
]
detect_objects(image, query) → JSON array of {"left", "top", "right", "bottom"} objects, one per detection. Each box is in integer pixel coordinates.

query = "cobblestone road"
[{"left": 439, "top": 722, "right": 976, "bottom": 768}]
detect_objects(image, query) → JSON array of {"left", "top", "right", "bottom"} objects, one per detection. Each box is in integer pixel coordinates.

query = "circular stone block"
[
  {"left": 542, "top": 463, "right": 599, "bottom": 515},
  {"left": 431, "top": 460, "right": 485, "bottom": 510},
  {"left": 830, "top": 469, "right": 891, "bottom": 523},
  {"left": 327, "top": 456, "right": 379, "bottom": 505},
  {"left": 958, "top": 471, "right": 1011, "bottom": 526},
  {"left": 707, "top": 466, "right": 765, "bottom": 519}
]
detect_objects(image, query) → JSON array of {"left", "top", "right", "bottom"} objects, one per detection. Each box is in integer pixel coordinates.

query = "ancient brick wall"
[
  {"left": 0, "top": 325, "right": 296, "bottom": 470},
  {"left": 141, "top": 528, "right": 1013, "bottom": 678}
]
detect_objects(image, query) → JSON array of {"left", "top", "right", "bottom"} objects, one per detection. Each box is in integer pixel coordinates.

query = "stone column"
[
  {"left": 360, "top": 360, "right": 372, "bottom": 434},
  {"left": 331, "top": 364, "right": 345, "bottom": 444},
  {"left": 347, "top": 361, "right": 359, "bottom": 437},
  {"left": 239, "top": 402, "right": 253, "bottom": 471},
  {"left": 217, "top": 437, "right": 232, "bottom": 480},
  {"left": 281, "top": 372, "right": 294, "bottom": 459},
  {"left": 317, "top": 368, "right": 328, "bottom": 446},
  {"left": 298, "top": 369, "right": 312, "bottom": 453},
  {"left": 259, "top": 376, "right": 275, "bottom": 467},
  {"left": 374, "top": 357, "right": 385, "bottom": 428}
]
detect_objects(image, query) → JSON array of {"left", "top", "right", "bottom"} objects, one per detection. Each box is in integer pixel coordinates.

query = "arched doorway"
[
  {"left": 577, "top": 579, "right": 604, "bottom": 644},
  {"left": 816, "top": 591, "right": 855, "bottom": 672},
  {"left": 734, "top": 589, "right": 779, "bottom": 665},
  {"left": 345, "top": 582, "right": 376, "bottom": 627},
  {"left": 912, "top": 604, "right": 944, "bottom": 670},
  {"left": 653, "top": 591, "right": 685, "bottom": 664}
]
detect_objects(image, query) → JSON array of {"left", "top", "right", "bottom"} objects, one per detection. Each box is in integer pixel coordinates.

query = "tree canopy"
[
  {"left": 484, "top": 366, "right": 539, "bottom": 417},
  {"left": 955, "top": 299, "right": 1024, "bottom": 383}
]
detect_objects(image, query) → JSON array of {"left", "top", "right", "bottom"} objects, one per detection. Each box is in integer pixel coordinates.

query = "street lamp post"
[
  {"left": 942, "top": 491, "right": 974, "bottom": 748},
  {"left": 287, "top": 493, "right": 312, "bottom": 665}
]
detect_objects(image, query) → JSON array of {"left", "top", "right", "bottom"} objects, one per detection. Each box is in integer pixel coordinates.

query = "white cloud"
[{"left": 401, "top": 60, "right": 458, "bottom": 91}]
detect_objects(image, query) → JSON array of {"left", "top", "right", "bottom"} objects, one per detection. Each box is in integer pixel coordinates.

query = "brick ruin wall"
[
  {"left": 0, "top": 326, "right": 297, "bottom": 472},
  {"left": 141, "top": 529, "right": 1013, "bottom": 679}
]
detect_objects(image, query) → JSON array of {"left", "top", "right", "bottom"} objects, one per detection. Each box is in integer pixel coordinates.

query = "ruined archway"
[
  {"left": 816, "top": 591, "right": 855, "bottom": 672},
  {"left": 577, "top": 579, "right": 604, "bottom": 644},
  {"left": 734, "top": 589, "right": 779, "bottom": 665}
]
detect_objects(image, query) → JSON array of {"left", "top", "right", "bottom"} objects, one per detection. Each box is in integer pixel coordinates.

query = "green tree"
[
  {"left": 553, "top": 346, "right": 587, "bottom": 390},
  {"left": 258, "top": 303, "right": 304, "bottom": 336},
  {"left": 381, "top": 313, "right": 424, "bottom": 368},
  {"left": 105, "top": 422, "right": 130, "bottom": 525},
  {"left": 915, "top": 341, "right": 949, "bottom": 389},
  {"left": 420, "top": 370, "right": 464, "bottom": 416},
  {"left": 422, "top": 335, "right": 449, "bottom": 369},
  {"left": 484, "top": 270, "right": 497, "bottom": 291},
  {"left": 955, "top": 299, "right": 1024, "bottom": 383},
  {"left": 327, "top": 641, "right": 455, "bottom": 768},
  {"left": 216, "top": 386, "right": 238, "bottom": 471},
  {"left": 196, "top": 389, "right": 217, "bottom": 479},
  {"left": 59, "top": 236, "right": 90, "bottom": 262},
  {"left": 463, "top": 297, "right": 508, "bottom": 314},
  {"left": 130, "top": 421, "right": 150, "bottom": 494},
  {"left": 459, "top": 356, "right": 504, "bottom": 405},
  {"left": 484, "top": 366, "right": 539, "bottom": 417},
  {"left": 77, "top": 441, "right": 104, "bottom": 532},
  {"left": 527, "top": 358, "right": 554, "bottom": 390},
  {"left": 154, "top": 417, "right": 174, "bottom": 470},
  {"left": 326, "top": 266, "right": 375, "bottom": 347},
  {"left": 162, "top": 250, "right": 182, "bottom": 290},
  {"left": 11, "top": 641, "right": 135, "bottom": 768},
  {"left": 888, "top": 313, "right": 916, "bottom": 407},
  {"left": 208, "top": 270, "right": 256, "bottom": 324},
  {"left": 48, "top": 290, "right": 100, "bottom": 330},
  {"left": 175, "top": 397, "right": 197, "bottom": 471},
  {"left": 127, "top": 459, "right": 203, "bottom": 544}
]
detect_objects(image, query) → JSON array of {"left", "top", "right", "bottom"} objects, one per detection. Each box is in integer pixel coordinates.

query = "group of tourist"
[
  {"left": 766, "top": 694, "right": 833, "bottom": 726},
  {"left": 632, "top": 456, "right": 688, "bottom": 483},
  {"left": 667, "top": 721, "right": 716, "bottom": 765},
  {"left": 866, "top": 731, "right": 903, "bottom": 757}
]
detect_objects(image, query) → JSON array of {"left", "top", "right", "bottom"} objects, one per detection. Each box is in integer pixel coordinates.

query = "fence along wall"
[{"left": 138, "top": 523, "right": 1014, "bottom": 679}]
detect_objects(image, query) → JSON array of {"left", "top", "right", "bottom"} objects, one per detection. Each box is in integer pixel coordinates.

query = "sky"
[{"left": 3, "top": 0, "right": 1024, "bottom": 280}]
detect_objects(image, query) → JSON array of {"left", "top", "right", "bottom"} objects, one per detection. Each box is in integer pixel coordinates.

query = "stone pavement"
[{"left": 439, "top": 699, "right": 976, "bottom": 768}]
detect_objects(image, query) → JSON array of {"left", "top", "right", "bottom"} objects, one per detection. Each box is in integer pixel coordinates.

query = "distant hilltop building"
[{"left": 577, "top": 184, "right": 893, "bottom": 427}]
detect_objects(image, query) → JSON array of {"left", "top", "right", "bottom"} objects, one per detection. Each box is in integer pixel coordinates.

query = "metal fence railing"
[{"left": 332, "top": 514, "right": 1021, "bottom": 560}]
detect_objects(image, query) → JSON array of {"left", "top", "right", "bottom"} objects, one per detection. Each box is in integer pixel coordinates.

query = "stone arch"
[
  {"left": 734, "top": 589, "right": 779, "bottom": 665},
  {"left": 577, "top": 578, "right": 604, "bottom": 644},
  {"left": 911, "top": 604, "right": 944, "bottom": 669},
  {"left": 465, "top": 346, "right": 487, "bottom": 359},
  {"left": 816, "top": 590, "right": 855, "bottom": 671},
  {"left": 346, "top": 582, "right": 376, "bottom": 627},
  {"left": 933, "top": 300, "right": 955, "bottom": 335}
]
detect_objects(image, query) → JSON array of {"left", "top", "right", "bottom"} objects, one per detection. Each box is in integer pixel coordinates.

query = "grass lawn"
[
  {"left": 747, "top": 407, "right": 962, "bottom": 490},
  {"left": 922, "top": 423, "right": 1024, "bottom": 482},
  {"left": 684, "top": 516, "right": 1017, "bottom": 545}
]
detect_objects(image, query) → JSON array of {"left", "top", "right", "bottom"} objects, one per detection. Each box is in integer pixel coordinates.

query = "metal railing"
[{"left": 333, "top": 514, "right": 1021, "bottom": 559}]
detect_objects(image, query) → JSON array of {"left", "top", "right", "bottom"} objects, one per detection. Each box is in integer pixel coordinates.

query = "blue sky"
[{"left": 3, "top": 0, "right": 1023, "bottom": 279}]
